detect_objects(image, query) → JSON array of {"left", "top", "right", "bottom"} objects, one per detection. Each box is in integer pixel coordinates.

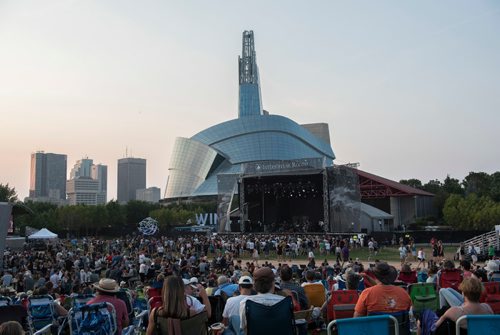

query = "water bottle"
[{"left": 409, "top": 309, "right": 417, "bottom": 333}]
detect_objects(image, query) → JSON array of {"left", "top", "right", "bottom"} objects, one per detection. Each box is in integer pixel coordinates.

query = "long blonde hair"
[{"left": 159, "top": 275, "right": 188, "bottom": 319}]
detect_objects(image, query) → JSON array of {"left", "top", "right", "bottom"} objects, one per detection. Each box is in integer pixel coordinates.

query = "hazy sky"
[{"left": 1, "top": 1, "right": 499, "bottom": 201}]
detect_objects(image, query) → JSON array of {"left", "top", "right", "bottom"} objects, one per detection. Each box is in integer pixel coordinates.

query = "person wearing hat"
[
  {"left": 354, "top": 262, "right": 411, "bottom": 317},
  {"left": 88, "top": 278, "right": 129, "bottom": 335},
  {"left": 183, "top": 278, "right": 211, "bottom": 317},
  {"left": 221, "top": 276, "right": 254, "bottom": 332},
  {"left": 239, "top": 267, "right": 284, "bottom": 333}
]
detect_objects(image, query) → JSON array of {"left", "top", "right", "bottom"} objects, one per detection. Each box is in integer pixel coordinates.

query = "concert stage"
[{"left": 219, "top": 159, "right": 362, "bottom": 234}]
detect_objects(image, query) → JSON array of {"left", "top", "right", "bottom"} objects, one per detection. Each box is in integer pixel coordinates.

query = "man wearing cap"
[
  {"left": 222, "top": 275, "right": 254, "bottom": 332},
  {"left": 354, "top": 262, "right": 411, "bottom": 317},
  {"left": 239, "top": 267, "right": 284, "bottom": 333},
  {"left": 183, "top": 278, "right": 211, "bottom": 317},
  {"left": 88, "top": 278, "right": 129, "bottom": 335}
]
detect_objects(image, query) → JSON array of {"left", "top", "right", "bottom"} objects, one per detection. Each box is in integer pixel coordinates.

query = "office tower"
[
  {"left": 66, "top": 177, "right": 99, "bottom": 205},
  {"left": 29, "top": 152, "right": 67, "bottom": 203},
  {"left": 66, "top": 159, "right": 107, "bottom": 205},
  {"left": 92, "top": 164, "right": 108, "bottom": 204},
  {"left": 70, "top": 158, "right": 93, "bottom": 179},
  {"left": 136, "top": 187, "right": 161, "bottom": 203},
  {"left": 117, "top": 157, "right": 146, "bottom": 203}
]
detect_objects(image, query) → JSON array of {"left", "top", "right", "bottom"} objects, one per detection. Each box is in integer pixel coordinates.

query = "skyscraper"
[
  {"left": 136, "top": 187, "right": 161, "bottom": 203},
  {"left": 66, "top": 158, "right": 107, "bottom": 205},
  {"left": 117, "top": 157, "right": 146, "bottom": 203},
  {"left": 92, "top": 164, "right": 108, "bottom": 204},
  {"left": 70, "top": 158, "right": 93, "bottom": 179},
  {"left": 29, "top": 152, "right": 67, "bottom": 202}
]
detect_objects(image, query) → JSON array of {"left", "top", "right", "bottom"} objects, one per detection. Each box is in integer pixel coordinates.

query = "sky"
[{"left": 1, "top": 0, "right": 499, "bottom": 201}]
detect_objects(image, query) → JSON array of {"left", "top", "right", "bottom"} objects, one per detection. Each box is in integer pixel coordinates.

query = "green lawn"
[{"left": 246, "top": 245, "right": 460, "bottom": 267}]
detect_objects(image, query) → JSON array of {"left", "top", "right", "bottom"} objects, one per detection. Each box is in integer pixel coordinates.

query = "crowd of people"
[{"left": 0, "top": 232, "right": 498, "bottom": 334}]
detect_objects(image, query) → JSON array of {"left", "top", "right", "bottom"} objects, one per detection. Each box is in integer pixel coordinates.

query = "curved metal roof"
[{"left": 191, "top": 114, "right": 335, "bottom": 162}]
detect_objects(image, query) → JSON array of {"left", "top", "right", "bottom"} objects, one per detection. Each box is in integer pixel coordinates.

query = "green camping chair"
[{"left": 408, "top": 283, "right": 438, "bottom": 316}]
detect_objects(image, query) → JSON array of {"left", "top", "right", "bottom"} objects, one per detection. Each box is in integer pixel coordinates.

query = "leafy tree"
[
  {"left": 0, "top": 183, "right": 18, "bottom": 202},
  {"left": 442, "top": 175, "right": 463, "bottom": 195},
  {"left": 463, "top": 172, "right": 492, "bottom": 197},
  {"left": 399, "top": 179, "right": 423, "bottom": 189},
  {"left": 125, "top": 200, "right": 161, "bottom": 226},
  {"left": 106, "top": 201, "right": 126, "bottom": 229},
  {"left": 490, "top": 172, "right": 500, "bottom": 202},
  {"left": 422, "top": 179, "right": 442, "bottom": 194}
]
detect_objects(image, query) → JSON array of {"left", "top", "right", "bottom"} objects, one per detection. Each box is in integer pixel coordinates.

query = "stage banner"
[
  {"left": 242, "top": 158, "right": 325, "bottom": 176},
  {"left": 217, "top": 174, "right": 239, "bottom": 232},
  {"left": 327, "top": 166, "right": 361, "bottom": 233},
  {"left": 0, "top": 202, "right": 13, "bottom": 269}
]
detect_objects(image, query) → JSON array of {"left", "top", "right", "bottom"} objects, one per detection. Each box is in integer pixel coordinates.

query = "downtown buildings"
[
  {"left": 117, "top": 157, "right": 147, "bottom": 203},
  {"left": 28, "top": 151, "right": 67, "bottom": 204},
  {"left": 66, "top": 158, "right": 107, "bottom": 205}
]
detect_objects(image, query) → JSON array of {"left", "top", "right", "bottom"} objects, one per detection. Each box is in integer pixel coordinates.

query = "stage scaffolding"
[{"left": 327, "top": 165, "right": 361, "bottom": 233}]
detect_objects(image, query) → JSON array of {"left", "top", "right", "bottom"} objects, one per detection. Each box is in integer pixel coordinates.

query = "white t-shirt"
[
  {"left": 222, "top": 295, "right": 248, "bottom": 319},
  {"left": 418, "top": 250, "right": 425, "bottom": 259},
  {"left": 186, "top": 295, "right": 205, "bottom": 314}
]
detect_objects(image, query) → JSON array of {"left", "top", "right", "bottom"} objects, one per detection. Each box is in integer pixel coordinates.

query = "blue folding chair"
[
  {"left": 245, "top": 296, "right": 295, "bottom": 335},
  {"left": 71, "top": 294, "right": 95, "bottom": 309},
  {"left": 327, "top": 314, "right": 399, "bottom": 335},
  {"left": 69, "top": 302, "right": 117, "bottom": 335},
  {"left": 0, "top": 296, "right": 11, "bottom": 306},
  {"left": 28, "top": 295, "right": 56, "bottom": 333},
  {"left": 455, "top": 315, "right": 500, "bottom": 335}
]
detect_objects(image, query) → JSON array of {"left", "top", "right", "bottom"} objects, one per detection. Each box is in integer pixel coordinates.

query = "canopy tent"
[{"left": 28, "top": 228, "right": 58, "bottom": 240}]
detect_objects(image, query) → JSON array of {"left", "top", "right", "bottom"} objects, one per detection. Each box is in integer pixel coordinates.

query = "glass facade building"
[
  {"left": 29, "top": 152, "right": 67, "bottom": 201},
  {"left": 165, "top": 31, "right": 336, "bottom": 198}
]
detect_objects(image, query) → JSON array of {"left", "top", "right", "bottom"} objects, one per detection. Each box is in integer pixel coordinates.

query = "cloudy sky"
[{"left": 1, "top": 1, "right": 499, "bottom": 200}]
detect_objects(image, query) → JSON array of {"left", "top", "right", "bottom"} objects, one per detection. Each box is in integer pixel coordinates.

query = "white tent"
[{"left": 28, "top": 228, "right": 58, "bottom": 239}]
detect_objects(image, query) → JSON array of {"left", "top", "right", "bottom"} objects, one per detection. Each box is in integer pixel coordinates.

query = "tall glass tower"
[
  {"left": 29, "top": 152, "right": 67, "bottom": 200},
  {"left": 238, "top": 30, "right": 263, "bottom": 118}
]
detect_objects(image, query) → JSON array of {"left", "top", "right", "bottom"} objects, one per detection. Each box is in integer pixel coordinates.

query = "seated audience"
[
  {"left": 354, "top": 262, "right": 412, "bottom": 317},
  {"left": 418, "top": 277, "right": 493, "bottom": 334},
  {"left": 279, "top": 265, "right": 309, "bottom": 310},
  {"left": 239, "top": 267, "right": 284, "bottom": 333}
]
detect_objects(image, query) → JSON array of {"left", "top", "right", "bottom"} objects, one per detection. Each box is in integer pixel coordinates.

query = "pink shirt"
[{"left": 88, "top": 295, "right": 129, "bottom": 334}]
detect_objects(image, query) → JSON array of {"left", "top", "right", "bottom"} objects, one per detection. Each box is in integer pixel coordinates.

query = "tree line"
[
  {"left": 1, "top": 170, "right": 500, "bottom": 236},
  {"left": 0, "top": 184, "right": 215, "bottom": 237},
  {"left": 400, "top": 171, "right": 500, "bottom": 230}
]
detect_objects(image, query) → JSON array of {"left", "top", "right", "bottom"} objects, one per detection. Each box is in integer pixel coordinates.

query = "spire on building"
[{"left": 238, "top": 30, "right": 263, "bottom": 118}]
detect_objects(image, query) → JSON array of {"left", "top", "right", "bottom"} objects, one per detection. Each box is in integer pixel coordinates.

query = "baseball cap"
[
  {"left": 238, "top": 275, "right": 253, "bottom": 285},
  {"left": 182, "top": 278, "right": 198, "bottom": 289}
]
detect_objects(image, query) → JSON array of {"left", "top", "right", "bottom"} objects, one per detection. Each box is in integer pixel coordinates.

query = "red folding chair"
[
  {"left": 397, "top": 271, "right": 418, "bottom": 285},
  {"left": 148, "top": 296, "right": 163, "bottom": 313},
  {"left": 438, "top": 269, "right": 463, "bottom": 291},
  {"left": 481, "top": 282, "right": 500, "bottom": 314},
  {"left": 146, "top": 287, "right": 161, "bottom": 300},
  {"left": 327, "top": 290, "right": 359, "bottom": 322}
]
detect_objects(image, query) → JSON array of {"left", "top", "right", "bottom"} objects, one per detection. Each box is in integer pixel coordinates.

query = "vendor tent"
[{"left": 28, "top": 228, "right": 58, "bottom": 239}]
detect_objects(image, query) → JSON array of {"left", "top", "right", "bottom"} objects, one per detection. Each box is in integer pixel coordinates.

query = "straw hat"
[{"left": 93, "top": 278, "right": 119, "bottom": 293}]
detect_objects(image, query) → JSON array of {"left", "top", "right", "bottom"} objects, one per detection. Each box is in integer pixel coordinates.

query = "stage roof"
[
  {"left": 361, "top": 203, "right": 394, "bottom": 219},
  {"left": 354, "top": 169, "right": 434, "bottom": 199}
]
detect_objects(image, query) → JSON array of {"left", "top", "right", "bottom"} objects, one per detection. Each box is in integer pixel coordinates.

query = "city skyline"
[{"left": 1, "top": 1, "right": 499, "bottom": 201}]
